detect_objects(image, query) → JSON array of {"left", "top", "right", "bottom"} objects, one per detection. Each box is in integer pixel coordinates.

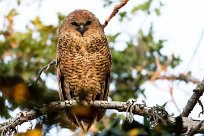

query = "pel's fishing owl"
[{"left": 56, "top": 9, "right": 111, "bottom": 130}]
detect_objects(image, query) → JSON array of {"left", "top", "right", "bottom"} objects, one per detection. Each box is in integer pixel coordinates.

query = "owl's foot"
[
  {"left": 125, "top": 99, "right": 137, "bottom": 123},
  {"left": 73, "top": 97, "right": 80, "bottom": 102}
]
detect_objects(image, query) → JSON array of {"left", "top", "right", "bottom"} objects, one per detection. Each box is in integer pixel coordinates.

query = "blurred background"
[{"left": 0, "top": 0, "right": 204, "bottom": 135}]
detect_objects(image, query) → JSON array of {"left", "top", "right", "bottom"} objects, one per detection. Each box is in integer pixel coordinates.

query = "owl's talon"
[
  {"left": 138, "top": 100, "right": 146, "bottom": 109},
  {"left": 126, "top": 99, "right": 137, "bottom": 105},
  {"left": 125, "top": 99, "right": 137, "bottom": 123},
  {"left": 75, "top": 97, "right": 80, "bottom": 102}
]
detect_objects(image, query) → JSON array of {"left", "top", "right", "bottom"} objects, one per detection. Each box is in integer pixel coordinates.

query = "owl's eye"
[
  {"left": 85, "top": 20, "right": 92, "bottom": 26},
  {"left": 71, "top": 21, "right": 79, "bottom": 26}
]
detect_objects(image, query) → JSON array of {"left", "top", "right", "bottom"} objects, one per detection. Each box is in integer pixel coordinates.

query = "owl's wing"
[
  {"left": 56, "top": 56, "right": 71, "bottom": 101},
  {"left": 56, "top": 57, "right": 64, "bottom": 101},
  {"left": 96, "top": 55, "right": 111, "bottom": 121},
  {"left": 56, "top": 47, "right": 82, "bottom": 128},
  {"left": 103, "top": 67, "right": 111, "bottom": 101}
]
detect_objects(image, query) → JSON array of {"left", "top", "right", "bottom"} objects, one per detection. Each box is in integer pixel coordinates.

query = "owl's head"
[{"left": 59, "top": 9, "right": 103, "bottom": 37}]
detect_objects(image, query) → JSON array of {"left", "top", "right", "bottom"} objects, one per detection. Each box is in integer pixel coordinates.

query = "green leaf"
[
  {"left": 119, "top": 11, "right": 127, "bottom": 22},
  {"left": 154, "top": 8, "right": 161, "bottom": 16},
  {"left": 107, "top": 33, "right": 120, "bottom": 43},
  {"left": 131, "top": 0, "right": 153, "bottom": 13},
  {"left": 7, "top": 9, "right": 18, "bottom": 17}
]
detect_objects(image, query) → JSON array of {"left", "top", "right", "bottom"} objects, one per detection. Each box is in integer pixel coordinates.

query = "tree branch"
[
  {"left": 180, "top": 79, "right": 204, "bottom": 117},
  {"left": 157, "top": 74, "right": 200, "bottom": 84},
  {"left": 1, "top": 99, "right": 204, "bottom": 135},
  {"left": 102, "top": 0, "right": 129, "bottom": 28},
  {"left": 35, "top": 60, "right": 56, "bottom": 84}
]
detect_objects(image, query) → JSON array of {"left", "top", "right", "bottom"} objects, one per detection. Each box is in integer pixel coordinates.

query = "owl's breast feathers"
[{"left": 57, "top": 31, "right": 111, "bottom": 102}]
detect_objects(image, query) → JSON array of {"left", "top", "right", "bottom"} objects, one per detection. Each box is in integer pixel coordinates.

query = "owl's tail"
[
  {"left": 79, "top": 119, "right": 96, "bottom": 131},
  {"left": 71, "top": 110, "right": 86, "bottom": 131},
  {"left": 63, "top": 109, "right": 84, "bottom": 131},
  {"left": 73, "top": 105, "right": 99, "bottom": 131}
]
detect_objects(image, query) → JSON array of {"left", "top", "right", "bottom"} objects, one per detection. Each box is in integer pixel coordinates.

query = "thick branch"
[
  {"left": 168, "top": 117, "right": 204, "bottom": 134},
  {"left": 1, "top": 100, "right": 204, "bottom": 134},
  {"left": 180, "top": 79, "right": 204, "bottom": 117}
]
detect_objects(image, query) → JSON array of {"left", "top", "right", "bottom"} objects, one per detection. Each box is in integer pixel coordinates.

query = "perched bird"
[{"left": 56, "top": 9, "right": 111, "bottom": 130}]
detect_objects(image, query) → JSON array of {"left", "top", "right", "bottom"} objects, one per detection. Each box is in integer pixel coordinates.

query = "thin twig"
[
  {"left": 185, "top": 26, "right": 204, "bottom": 72},
  {"left": 35, "top": 60, "right": 56, "bottom": 84},
  {"left": 102, "top": 0, "right": 129, "bottom": 28},
  {"left": 169, "top": 81, "right": 181, "bottom": 113},
  {"left": 159, "top": 74, "right": 201, "bottom": 84}
]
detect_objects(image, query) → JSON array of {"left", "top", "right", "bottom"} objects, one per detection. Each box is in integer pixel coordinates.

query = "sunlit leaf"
[
  {"left": 14, "top": 83, "right": 29, "bottom": 103},
  {"left": 15, "top": 128, "right": 42, "bottom": 136},
  {"left": 129, "top": 128, "right": 140, "bottom": 136}
]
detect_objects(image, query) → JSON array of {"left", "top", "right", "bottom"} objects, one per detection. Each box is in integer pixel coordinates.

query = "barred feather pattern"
[{"left": 56, "top": 9, "right": 111, "bottom": 130}]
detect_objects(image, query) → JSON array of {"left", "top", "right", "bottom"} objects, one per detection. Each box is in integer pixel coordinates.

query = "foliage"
[{"left": 0, "top": 0, "right": 185, "bottom": 135}]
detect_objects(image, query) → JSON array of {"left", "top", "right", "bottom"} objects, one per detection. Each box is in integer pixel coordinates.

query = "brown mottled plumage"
[{"left": 56, "top": 9, "right": 111, "bottom": 130}]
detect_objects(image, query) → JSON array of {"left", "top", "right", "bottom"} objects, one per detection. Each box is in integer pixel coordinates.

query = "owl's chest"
[
  {"left": 67, "top": 37, "right": 103, "bottom": 56},
  {"left": 59, "top": 33, "right": 108, "bottom": 68}
]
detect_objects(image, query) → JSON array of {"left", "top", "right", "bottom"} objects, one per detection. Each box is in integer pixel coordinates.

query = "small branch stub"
[{"left": 102, "top": 0, "right": 129, "bottom": 28}]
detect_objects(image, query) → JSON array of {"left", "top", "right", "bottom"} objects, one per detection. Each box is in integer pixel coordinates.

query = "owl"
[{"left": 56, "top": 9, "right": 111, "bottom": 130}]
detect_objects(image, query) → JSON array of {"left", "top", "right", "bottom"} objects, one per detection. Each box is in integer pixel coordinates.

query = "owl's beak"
[{"left": 78, "top": 25, "right": 85, "bottom": 36}]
